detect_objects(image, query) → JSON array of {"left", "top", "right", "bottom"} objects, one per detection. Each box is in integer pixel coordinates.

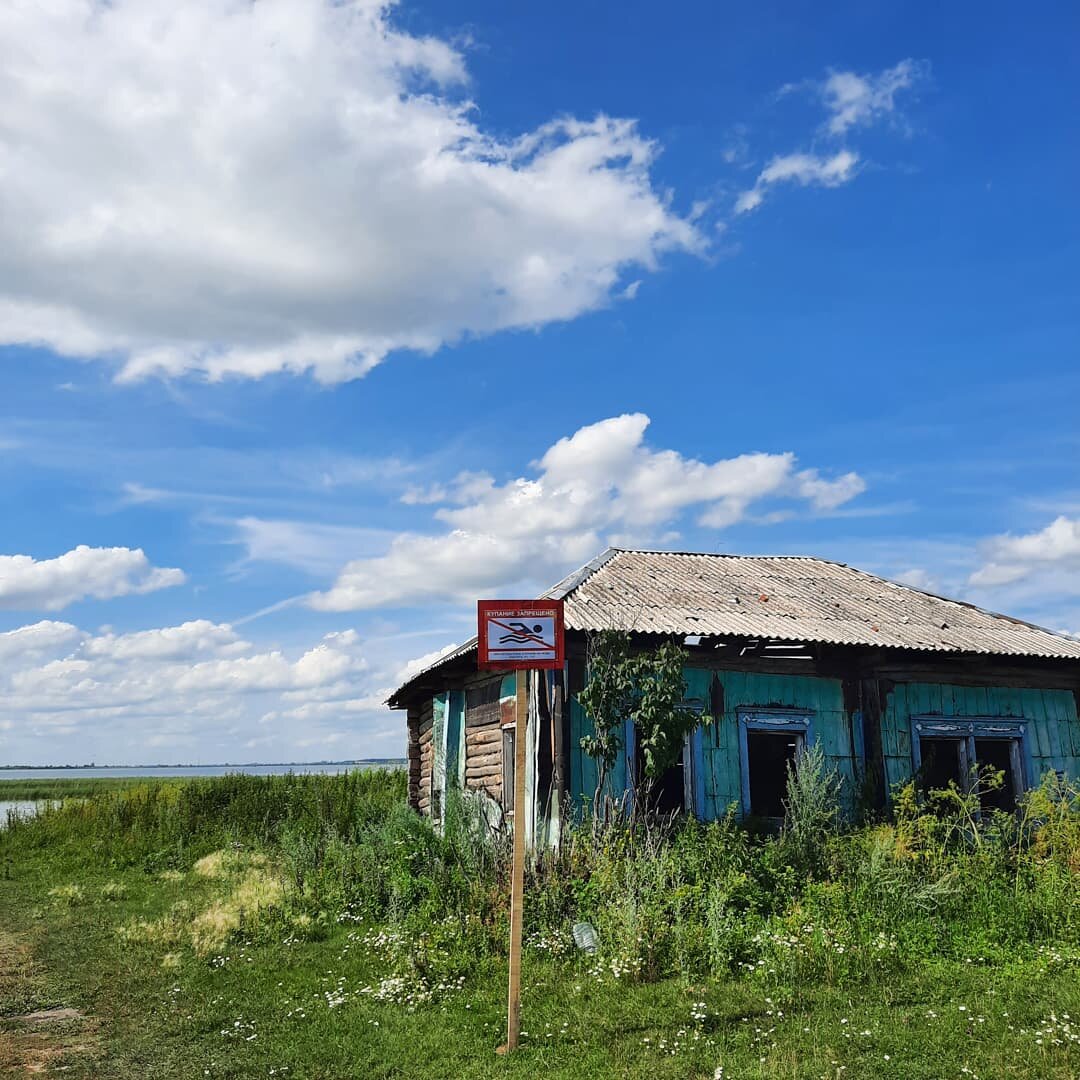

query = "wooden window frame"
[
  {"left": 623, "top": 697, "right": 708, "bottom": 816},
  {"left": 911, "top": 716, "right": 1030, "bottom": 807},
  {"left": 737, "top": 708, "right": 814, "bottom": 819}
]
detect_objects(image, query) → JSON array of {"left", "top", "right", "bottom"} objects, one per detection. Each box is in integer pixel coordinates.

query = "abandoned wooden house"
[{"left": 388, "top": 549, "right": 1080, "bottom": 841}]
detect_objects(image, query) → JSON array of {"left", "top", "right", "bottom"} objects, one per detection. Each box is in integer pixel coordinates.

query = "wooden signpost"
[{"left": 478, "top": 599, "right": 564, "bottom": 1054}]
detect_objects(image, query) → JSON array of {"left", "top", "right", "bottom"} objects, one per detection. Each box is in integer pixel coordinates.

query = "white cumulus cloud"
[
  {"left": 309, "top": 412, "right": 866, "bottom": 610},
  {"left": 0, "top": 0, "right": 700, "bottom": 384},
  {"left": 81, "top": 620, "right": 247, "bottom": 661},
  {"left": 0, "top": 545, "right": 185, "bottom": 611},
  {"left": 969, "top": 516, "right": 1080, "bottom": 589},
  {"left": 0, "top": 620, "right": 82, "bottom": 662},
  {"left": 0, "top": 618, "right": 389, "bottom": 762}
]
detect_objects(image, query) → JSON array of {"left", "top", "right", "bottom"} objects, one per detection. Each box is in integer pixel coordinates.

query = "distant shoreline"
[{"left": 0, "top": 759, "right": 405, "bottom": 770}]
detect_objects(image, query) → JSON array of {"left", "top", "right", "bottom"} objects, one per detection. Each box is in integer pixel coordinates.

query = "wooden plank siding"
[
  {"left": 567, "top": 665, "right": 856, "bottom": 819},
  {"left": 881, "top": 682, "right": 1080, "bottom": 794},
  {"left": 567, "top": 667, "right": 1080, "bottom": 818},
  {"left": 407, "top": 674, "right": 518, "bottom": 819},
  {"left": 404, "top": 631, "right": 1080, "bottom": 828},
  {"left": 406, "top": 705, "right": 422, "bottom": 810},
  {"left": 699, "top": 669, "right": 854, "bottom": 819}
]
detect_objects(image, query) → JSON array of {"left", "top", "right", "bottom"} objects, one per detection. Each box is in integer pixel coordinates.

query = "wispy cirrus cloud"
[
  {"left": 736, "top": 59, "right": 926, "bottom": 215},
  {"left": 226, "top": 517, "right": 394, "bottom": 577},
  {"left": 735, "top": 150, "right": 859, "bottom": 214},
  {"left": 821, "top": 60, "right": 927, "bottom": 136}
]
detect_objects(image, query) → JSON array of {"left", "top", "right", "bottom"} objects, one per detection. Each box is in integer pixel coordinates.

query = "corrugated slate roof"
[
  {"left": 555, "top": 549, "right": 1080, "bottom": 658},
  {"left": 388, "top": 548, "right": 1080, "bottom": 703}
]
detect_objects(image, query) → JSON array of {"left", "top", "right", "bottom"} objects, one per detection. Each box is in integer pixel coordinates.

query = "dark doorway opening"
[
  {"left": 974, "top": 738, "right": 1018, "bottom": 813},
  {"left": 635, "top": 735, "right": 685, "bottom": 816},
  {"left": 919, "top": 737, "right": 964, "bottom": 792},
  {"left": 747, "top": 731, "right": 800, "bottom": 818}
]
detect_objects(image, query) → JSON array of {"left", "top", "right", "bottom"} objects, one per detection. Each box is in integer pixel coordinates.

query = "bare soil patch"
[{"left": 0, "top": 930, "right": 98, "bottom": 1076}]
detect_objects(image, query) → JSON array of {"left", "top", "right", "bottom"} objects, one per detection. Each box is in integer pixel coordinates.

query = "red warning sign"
[{"left": 477, "top": 599, "right": 565, "bottom": 670}]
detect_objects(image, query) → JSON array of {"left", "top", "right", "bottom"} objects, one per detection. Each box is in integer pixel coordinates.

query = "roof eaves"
[
  {"left": 387, "top": 548, "right": 623, "bottom": 706},
  {"left": 386, "top": 636, "right": 478, "bottom": 708}
]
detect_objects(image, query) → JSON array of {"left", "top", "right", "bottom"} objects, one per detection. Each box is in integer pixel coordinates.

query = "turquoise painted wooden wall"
[
  {"left": 569, "top": 670, "right": 1080, "bottom": 816},
  {"left": 701, "top": 670, "right": 854, "bottom": 819},
  {"left": 881, "top": 683, "right": 1080, "bottom": 793},
  {"left": 569, "top": 692, "right": 626, "bottom": 811},
  {"left": 569, "top": 666, "right": 855, "bottom": 818}
]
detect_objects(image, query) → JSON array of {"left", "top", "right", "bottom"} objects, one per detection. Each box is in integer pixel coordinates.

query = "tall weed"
[{"left": 8, "top": 765, "right": 1080, "bottom": 994}]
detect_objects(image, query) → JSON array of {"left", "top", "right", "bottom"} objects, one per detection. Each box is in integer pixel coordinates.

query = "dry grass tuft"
[
  {"left": 189, "top": 868, "right": 284, "bottom": 954},
  {"left": 193, "top": 848, "right": 269, "bottom": 879},
  {"left": 118, "top": 862, "right": 285, "bottom": 956},
  {"left": 47, "top": 884, "right": 85, "bottom": 907}
]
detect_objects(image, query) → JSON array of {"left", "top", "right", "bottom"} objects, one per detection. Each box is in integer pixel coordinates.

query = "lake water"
[{"left": 1, "top": 800, "right": 47, "bottom": 825}]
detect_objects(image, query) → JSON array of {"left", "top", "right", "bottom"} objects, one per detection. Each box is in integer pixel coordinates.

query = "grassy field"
[
  {"left": 2, "top": 769, "right": 1080, "bottom": 1078},
  {"left": 0, "top": 776, "right": 167, "bottom": 801}
]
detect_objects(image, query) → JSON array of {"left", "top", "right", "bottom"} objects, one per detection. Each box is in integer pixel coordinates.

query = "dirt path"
[{"left": 0, "top": 929, "right": 99, "bottom": 1076}]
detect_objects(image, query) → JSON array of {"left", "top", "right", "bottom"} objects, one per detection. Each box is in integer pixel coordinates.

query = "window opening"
[
  {"left": 634, "top": 732, "right": 686, "bottom": 816},
  {"left": 973, "top": 738, "right": 1019, "bottom": 813},
  {"left": 466, "top": 679, "right": 501, "bottom": 723},
  {"left": 913, "top": 718, "right": 1027, "bottom": 814},
  {"left": 738, "top": 711, "right": 813, "bottom": 821},
  {"left": 747, "top": 730, "right": 802, "bottom": 818},
  {"left": 536, "top": 676, "right": 554, "bottom": 810},
  {"left": 919, "top": 737, "right": 965, "bottom": 792}
]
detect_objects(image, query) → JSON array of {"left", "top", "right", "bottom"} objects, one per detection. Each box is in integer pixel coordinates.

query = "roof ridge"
[
  {"left": 596, "top": 547, "right": 853, "bottom": 568},
  {"left": 552, "top": 549, "right": 1075, "bottom": 642},
  {"left": 541, "top": 547, "right": 622, "bottom": 600},
  {"left": 850, "top": 562, "right": 1078, "bottom": 642}
]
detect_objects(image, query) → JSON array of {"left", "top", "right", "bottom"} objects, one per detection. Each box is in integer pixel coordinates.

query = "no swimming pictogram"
[{"left": 477, "top": 600, "right": 565, "bottom": 670}]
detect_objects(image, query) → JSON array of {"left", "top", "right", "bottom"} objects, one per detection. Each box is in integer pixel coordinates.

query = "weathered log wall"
[
  {"left": 407, "top": 705, "right": 422, "bottom": 810},
  {"left": 416, "top": 697, "right": 434, "bottom": 817},
  {"left": 464, "top": 677, "right": 513, "bottom": 805}
]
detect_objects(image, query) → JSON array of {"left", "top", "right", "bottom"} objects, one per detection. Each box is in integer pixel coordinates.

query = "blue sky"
[{"left": 1, "top": 0, "right": 1077, "bottom": 765}]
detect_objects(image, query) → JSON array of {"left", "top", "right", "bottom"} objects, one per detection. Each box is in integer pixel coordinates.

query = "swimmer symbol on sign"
[
  {"left": 499, "top": 622, "right": 545, "bottom": 644},
  {"left": 477, "top": 600, "right": 563, "bottom": 670}
]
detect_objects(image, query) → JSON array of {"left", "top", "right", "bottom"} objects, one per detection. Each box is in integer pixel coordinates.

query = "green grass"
[
  {"left": 2, "top": 769, "right": 1080, "bottom": 1077},
  {"left": 0, "top": 777, "right": 170, "bottom": 800}
]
